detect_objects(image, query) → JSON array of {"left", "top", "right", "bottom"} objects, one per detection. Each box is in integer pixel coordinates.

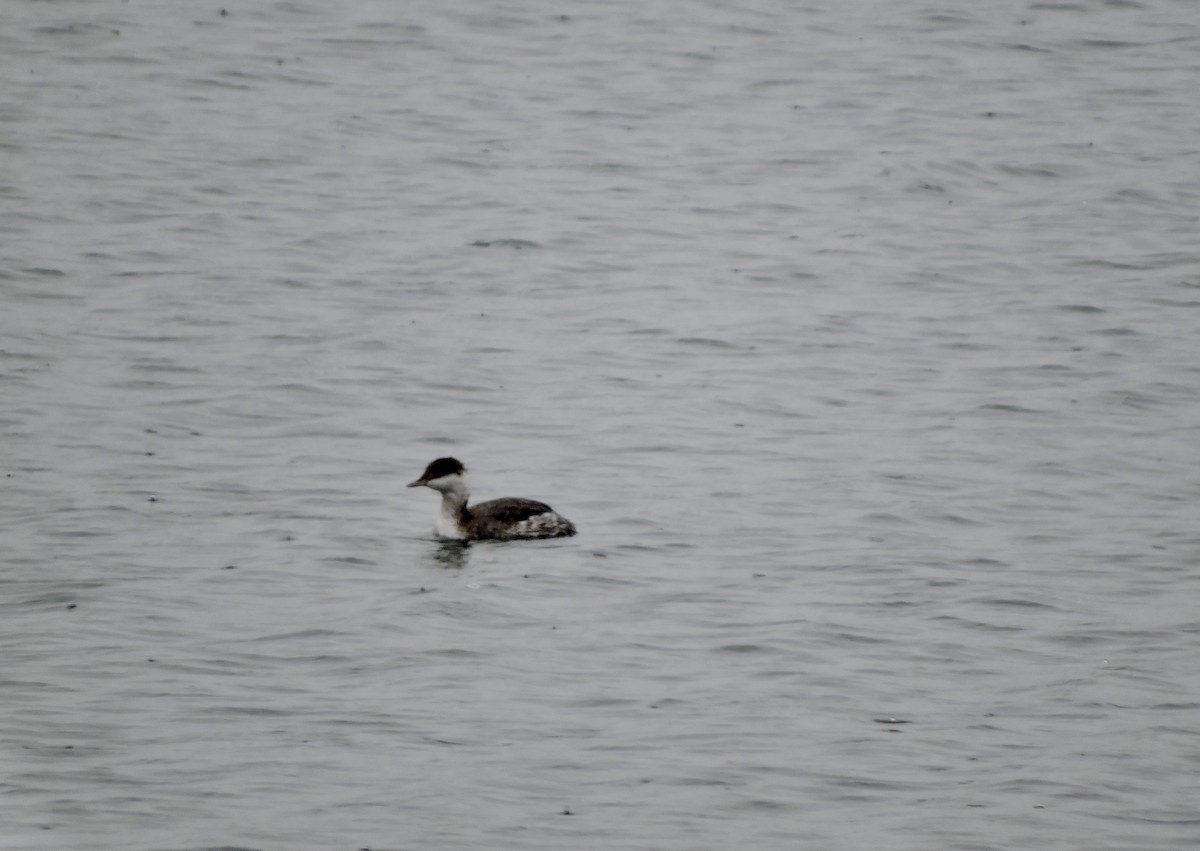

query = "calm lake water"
[{"left": 3, "top": 1, "right": 1200, "bottom": 849}]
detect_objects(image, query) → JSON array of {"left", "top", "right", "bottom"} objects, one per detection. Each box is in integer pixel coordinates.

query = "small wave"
[
  {"left": 675, "top": 337, "right": 738, "bottom": 349},
  {"left": 979, "top": 403, "right": 1042, "bottom": 414},
  {"left": 470, "top": 238, "right": 541, "bottom": 249},
  {"left": 978, "top": 598, "right": 1056, "bottom": 609}
]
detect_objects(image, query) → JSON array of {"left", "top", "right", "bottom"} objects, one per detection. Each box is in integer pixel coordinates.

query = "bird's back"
[{"left": 466, "top": 497, "right": 576, "bottom": 540}]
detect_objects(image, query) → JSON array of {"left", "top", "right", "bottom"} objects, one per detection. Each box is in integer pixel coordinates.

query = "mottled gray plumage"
[{"left": 463, "top": 497, "right": 576, "bottom": 540}]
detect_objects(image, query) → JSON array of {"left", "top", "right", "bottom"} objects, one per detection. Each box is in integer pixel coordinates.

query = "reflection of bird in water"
[{"left": 433, "top": 539, "right": 469, "bottom": 569}]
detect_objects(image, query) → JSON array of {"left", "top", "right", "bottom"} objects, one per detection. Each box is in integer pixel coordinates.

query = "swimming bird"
[{"left": 407, "top": 457, "right": 576, "bottom": 541}]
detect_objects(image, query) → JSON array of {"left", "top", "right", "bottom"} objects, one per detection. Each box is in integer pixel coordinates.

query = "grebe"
[{"left": 407, "top": 457, "right": 576, "bottom": 541}]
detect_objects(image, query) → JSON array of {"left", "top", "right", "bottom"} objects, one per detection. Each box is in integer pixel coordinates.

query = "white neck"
[{"left": 431, "top": 475, "right": 470, "bottom": 539}]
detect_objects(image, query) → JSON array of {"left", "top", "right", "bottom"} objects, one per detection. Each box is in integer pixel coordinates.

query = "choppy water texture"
[{"left": 4, "top": 1, "right": 1200, "bottom": 849}]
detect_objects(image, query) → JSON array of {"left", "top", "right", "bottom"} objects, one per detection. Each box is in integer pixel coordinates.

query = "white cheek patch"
[{"left": 426, "top": 473, "right": 467, "bottom": 495}]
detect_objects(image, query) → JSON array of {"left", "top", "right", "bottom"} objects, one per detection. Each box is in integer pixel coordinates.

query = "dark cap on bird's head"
[{"left": 407, "top": 457, "right": 466, "bottom": 487}]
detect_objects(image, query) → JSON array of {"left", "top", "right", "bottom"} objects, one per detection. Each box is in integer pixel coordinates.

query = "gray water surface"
[{"left": 4, "top": 2, "right": 1200, "bottom": 849}]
